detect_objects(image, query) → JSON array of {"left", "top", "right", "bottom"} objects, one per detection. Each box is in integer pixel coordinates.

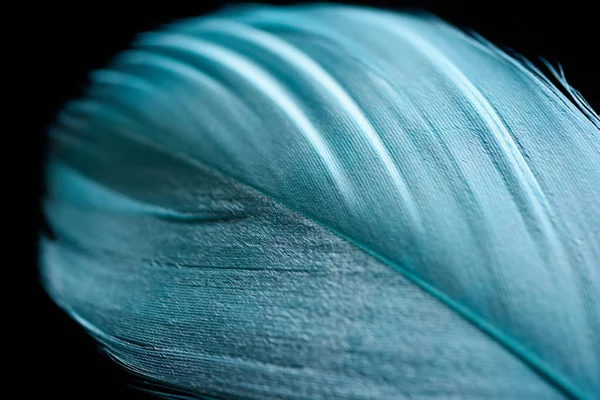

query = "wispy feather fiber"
[{"left": 41, "top": 4, "right": 600, "bottom": 399}]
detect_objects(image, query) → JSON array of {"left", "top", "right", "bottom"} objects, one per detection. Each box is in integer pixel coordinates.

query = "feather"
[{"left": 41, "top": 4, "right": 600, "bottom": 399}]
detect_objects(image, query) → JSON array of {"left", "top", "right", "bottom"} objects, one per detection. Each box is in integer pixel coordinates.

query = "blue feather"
[{"left": 41, "top": 4, "right": 600, "bottom": 399}]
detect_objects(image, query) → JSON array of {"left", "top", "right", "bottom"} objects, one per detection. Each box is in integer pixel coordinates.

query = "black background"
[{"left": 21, "top": 1, "right": 596, "bottom": 398}]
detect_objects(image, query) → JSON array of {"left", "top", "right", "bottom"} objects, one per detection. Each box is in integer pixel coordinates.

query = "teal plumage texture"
[{"left": 41, "top": 4, "right": 600, "bottom": 399}]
